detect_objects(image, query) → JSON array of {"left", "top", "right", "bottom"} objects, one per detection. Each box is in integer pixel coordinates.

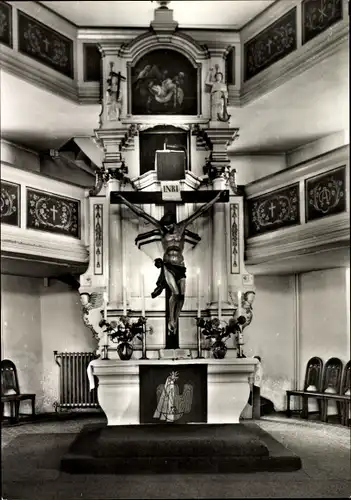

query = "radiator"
[{"left": 53, "top": 351, "right": 99, "bottom": 411}]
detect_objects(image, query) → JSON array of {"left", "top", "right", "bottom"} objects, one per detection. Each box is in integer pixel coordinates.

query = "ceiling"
[
  {"left": 39, "top": 0, "right": 275, "bottom": 29},
  {"left": 1, "top": 45, "right": 349, "bottom": 155}
]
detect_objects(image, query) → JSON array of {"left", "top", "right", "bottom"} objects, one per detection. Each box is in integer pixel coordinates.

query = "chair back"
[
  {"left": 340, "top": 360, "right": 351, "bottom": 396},
  {"left": 303, "top": 357, "right": 323, "bottom": 391},
  {"left": 322, "top": 357, "right": 343, "bottom": 393},
  {"left": 1, "top": 359, "right": 20, "bottom": 396}
]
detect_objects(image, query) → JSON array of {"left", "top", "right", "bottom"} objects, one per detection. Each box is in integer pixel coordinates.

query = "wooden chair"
[
  {"left": 286, "top": 357, "right": 323, "bottom": 418},
  {"left": 1, "top": 359, "right": 36, "bottom": 423},
  {"left": 320, "top": 357, "right": 343, "bottom": 423},
  {"left": 340, "top": 360, "right": 350, "bottom": 426}
]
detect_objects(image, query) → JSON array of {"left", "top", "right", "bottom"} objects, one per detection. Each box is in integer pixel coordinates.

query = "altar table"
[{"left": 90, "top": 358, "right": 257, "bottom": 426}]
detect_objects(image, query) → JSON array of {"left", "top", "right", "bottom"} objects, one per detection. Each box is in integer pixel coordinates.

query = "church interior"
[{"left": 0, "top": 0, "right": 350, "bottom": 498}]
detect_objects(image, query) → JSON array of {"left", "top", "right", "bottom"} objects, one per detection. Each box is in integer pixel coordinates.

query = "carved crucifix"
[{"left": 111, "top": 189, "right": 229, "bottom": 349}]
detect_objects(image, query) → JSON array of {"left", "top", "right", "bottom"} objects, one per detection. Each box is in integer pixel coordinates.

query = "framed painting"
[{"left": 130, "top": 49, "right": 199, "bottom": 115}]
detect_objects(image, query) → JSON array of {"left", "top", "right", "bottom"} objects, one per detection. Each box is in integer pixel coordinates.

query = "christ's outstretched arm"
[
  {"left": 181, "top": 191, "right": 224, "bottom": 229},
  {"left": 117, "top": 194, "right": 163, "bottom": 231}
]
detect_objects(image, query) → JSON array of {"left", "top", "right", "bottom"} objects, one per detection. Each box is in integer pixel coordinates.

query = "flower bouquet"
[
  {"left": 99, "top": 316, "right": 148, "bottom": 360},
  {"left": 197, "top": 315, "right": 247, "bottom": 359}
]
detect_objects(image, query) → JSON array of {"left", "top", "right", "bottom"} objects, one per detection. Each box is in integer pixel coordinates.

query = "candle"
[
  {"left": 197, "top": 268, "right": 201, "bottom": 318},
  {"left": 123, "top": 286, "right": 127, "bottom": 316},
  {"left": 141, "top": 272, "right": 145, "bottom": 317},
  {"left": 237, "top": 291, "right": 242, "bottom": 316},
  {"left": 218, "top": 280, "right": 222, "bottom": 321},
  {"left": 104, "top": 331, "right": 109, "bottom": 347},
  {"left": 103, "top": 292, "right": 108, "bottom": 320}
]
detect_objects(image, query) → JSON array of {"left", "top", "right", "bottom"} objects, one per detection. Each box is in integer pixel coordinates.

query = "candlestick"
[
  {"left": 218, "top": 280, "right": 222, "bottom": 321},
  {"left": 103, "top": 292, "right": 108, "bottom": 320},
  {"left": 141, "top": 272, "right": 145, "bottom": 317},
  {"left": 196, "top": 322, "right": 203, "bottom": 358},
  {"left": 123, "top": 286, "right": 127, "bottom": 316},
  {"left": 197, "top": 268, "right": 201, "bottom": 318},
  {"left": 141, "top": 321, "right": 148, "bottom": 360}
]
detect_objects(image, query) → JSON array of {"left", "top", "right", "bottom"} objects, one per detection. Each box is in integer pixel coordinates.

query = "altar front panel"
[{"left": 139, "top": 364, "right": 207, "bottom": 424}]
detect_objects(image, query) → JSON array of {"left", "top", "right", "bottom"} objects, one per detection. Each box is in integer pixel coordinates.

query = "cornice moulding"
[
  {"left": 1, "top": 227, "right": 89, "bottom": 263},
  {"left": 244, "top": 146, "right": 349, "bottom": 198},
  {"left": 0, "top": 49, "right": 78, "bottom": 103},
  {"left": 245, "top": 214, "right": 350, "bottom": 264}
]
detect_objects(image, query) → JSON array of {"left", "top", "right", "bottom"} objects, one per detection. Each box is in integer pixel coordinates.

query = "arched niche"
[
  {"left": 138, "top": 124, "right": 190, "bottom": 176},
  {"left": 129, "top": 48, "right": 199, "bottom": 116}
]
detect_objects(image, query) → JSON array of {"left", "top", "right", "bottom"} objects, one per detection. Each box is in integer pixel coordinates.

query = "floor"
[{"left": 1, "top": 412, "right": 350, "bottom": 499}]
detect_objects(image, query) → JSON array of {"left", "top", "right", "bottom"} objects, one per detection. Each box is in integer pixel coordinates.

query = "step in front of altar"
[{"left": 61, "top": 423, "right": 302, "bottom": 474}]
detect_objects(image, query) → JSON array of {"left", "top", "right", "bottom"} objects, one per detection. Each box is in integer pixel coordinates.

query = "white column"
[
  {"left": 107, "top": 179, "right": 123, "bottom": 308},
  {"left": 211, "top": 175, "right": 228, "bottom": 304}
]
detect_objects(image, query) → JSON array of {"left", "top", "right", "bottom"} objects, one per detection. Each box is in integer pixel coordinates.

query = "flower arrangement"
[
  {"left": 197, "top": 316, "right": 246, "bottom": 342},
  {"left": 99, "top": 316, "right": 147, "bottom": 344},
  {"left": 197, "top": 315, "right": 247, "bottom": 358}
]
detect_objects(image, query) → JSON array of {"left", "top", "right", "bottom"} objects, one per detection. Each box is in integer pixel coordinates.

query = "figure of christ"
[{"left": 117, "top": 191, "right": 223, "bottom": 336}]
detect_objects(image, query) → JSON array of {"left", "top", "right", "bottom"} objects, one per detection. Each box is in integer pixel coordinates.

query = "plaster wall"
[
  {"left": 299, "top": 268, "right": 349, "bottom": 385},
  {"left": 40, "top": 280, "right": 96, "bottom": 412},
  {"left": 231, "top": 155, "right": 286, "bottom": 185},
  {"left": 244, "top": 274, "right": 296, "bottom": 411},
  {"left": 1, "top": 275, "right": 44, "bottom": 413}
]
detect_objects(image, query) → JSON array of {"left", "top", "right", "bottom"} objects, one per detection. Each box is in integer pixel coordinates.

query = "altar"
[{"left": 90, "top": 358, "right": 257, "bottom": 426}]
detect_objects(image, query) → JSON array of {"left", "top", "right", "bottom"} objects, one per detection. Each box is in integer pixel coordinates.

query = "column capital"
[
  {"left": 206, "top": 42, "right": 232, "bottom": 59},
  {"left": 200, "top": 127, "right": 239, "bottom": 182}
]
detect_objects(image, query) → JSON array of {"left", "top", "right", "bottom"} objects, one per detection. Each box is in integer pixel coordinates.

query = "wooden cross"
[{"left": 111, "top": 188, "right": 229, "bottom": 349}]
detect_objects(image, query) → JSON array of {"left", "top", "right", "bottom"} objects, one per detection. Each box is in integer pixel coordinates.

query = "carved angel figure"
[{"left": 80, "top": 292, "right": 104, "bottom": 314}]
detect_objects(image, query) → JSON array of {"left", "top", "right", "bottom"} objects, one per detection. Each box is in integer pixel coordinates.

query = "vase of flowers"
[
  {"left": 197, "top": 315, "right": 247, "bottom": 359},
  {"left": 99, "top": 316, "right": 147, "bottom": 361},
  {"left": 116, "top": 341, "right": 134, "bottom": 360}
]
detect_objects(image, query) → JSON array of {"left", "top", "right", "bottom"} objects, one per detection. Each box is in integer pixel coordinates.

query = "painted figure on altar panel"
[{"left": 153, "top": 370, "right": 193, "bottom": 422}]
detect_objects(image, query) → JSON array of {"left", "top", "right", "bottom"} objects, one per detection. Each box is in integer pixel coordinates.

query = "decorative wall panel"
[
  {"left": 27, "top": 188, "right": 80, "bottom": 238},
  {"left": 305, "top": 166, "right": 346, "bottom": 222},
  {"left": 244, "top": 8, "right": 297, "bottom": 81},
  {"left": 0, "top": 1, "right": 12, "bottom": 47},
  {"left": 93, "top": 204, "right": 103, "bottom": 275},
  {"left": 302, "top": 0, "right": 343, "bottom": 45},
  {"left": 247, "top": 183, "right": 300, "bottom": 237},
  {"left": 230, "top": 203, "right": 240, "bottom": 274},
  {"left": 84, "top": 43, "right": 101, "bottom": 82},
  {"left": 1, "top": 181, "right": 20, "bottom": 226},
  {"left": 17, "top": 10, "right": 74, "bottom": 78}
]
